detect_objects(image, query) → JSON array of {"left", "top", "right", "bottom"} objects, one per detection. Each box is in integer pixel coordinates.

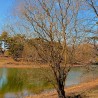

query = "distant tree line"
[{"left": 0, "top": 31, "right": 97, "bottom": 64}]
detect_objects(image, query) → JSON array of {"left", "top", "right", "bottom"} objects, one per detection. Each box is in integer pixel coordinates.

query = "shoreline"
[
  {"left": 0, "top": 64, "right": 84, "bottom": 69},
  {"left": 0, "top": 57, "right": 92, "bottom": 69},
  {"left": 0, "top": 57, "right": 98, "bottom": 97},
  {"left": 26, "top": 79, "right": 98, "bottom": 98},
  {"left": 0, "top": 62, "right": 85, "bottom": 69}
]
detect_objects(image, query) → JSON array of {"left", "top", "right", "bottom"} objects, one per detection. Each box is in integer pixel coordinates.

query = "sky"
[
  {"left": 0, "top": 0, "right": 97, "bottom": 36},
  {"left": 0, "top": 0, "right": 16, "bottom": 33}
]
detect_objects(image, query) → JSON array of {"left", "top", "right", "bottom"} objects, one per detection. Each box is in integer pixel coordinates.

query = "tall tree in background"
[
  {"left": 8, "top": 34, "right": 25, "bottom": 60},
  {"left": 85, "top": 0, "right": 98, "bottom": 57},
  {"left": 0, "top": 32, "right": 25, "bottom": 60}
]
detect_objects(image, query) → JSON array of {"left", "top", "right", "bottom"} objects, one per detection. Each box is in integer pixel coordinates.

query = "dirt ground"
[
  {"left": 0, "top": 56, "right": 84, "bottom": 68},
  {"left": 26, "top": 79, "right": 98, "bottom": 98},
  {"left": 0, "top": 56, "right": 48, "bottom": 68}
]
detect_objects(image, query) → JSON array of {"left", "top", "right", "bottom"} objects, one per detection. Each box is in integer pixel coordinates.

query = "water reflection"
[
  {"left": 66, "top": 71, "right": 82, "bottom": 86},
  {"left": 0, "top": 68, "right": 7, "bottom": 89},
  {"left": 0, "top": 66, "right": 97, "bottom": 98}
]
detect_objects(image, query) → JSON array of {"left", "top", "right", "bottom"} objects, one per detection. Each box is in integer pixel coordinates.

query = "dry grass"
[
  {"left": 26, "top": 79, "right": 98, "bottom": 98},
  {"left": 0, "top": 57, "right": 83, "bottom": 69},
  {"left": 0, "top": 56, "right": 49, "bottom": 68}
]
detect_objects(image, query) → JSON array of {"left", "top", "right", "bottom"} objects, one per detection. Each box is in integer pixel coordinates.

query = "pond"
[{"left": 0, "top": 66, "right": 98, "bottom": 98}]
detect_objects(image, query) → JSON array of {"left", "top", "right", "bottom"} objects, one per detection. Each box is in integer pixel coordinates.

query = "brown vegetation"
[{"left": 26, "top": 79, "right": 98, "bottom": 98}]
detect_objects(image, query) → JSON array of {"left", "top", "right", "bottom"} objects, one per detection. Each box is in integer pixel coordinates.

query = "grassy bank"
[
  {"left": 83, "top": 86, "right": 98, "bottom": 98},
  {"left": 0, "top": 68, "right": 55, "bottom": 95},
  {"left": 0, "top": 57, "right": 98, "bottom": 97},
  {"left": 26, "top": 79, "right": 98, "bottom": 98}
]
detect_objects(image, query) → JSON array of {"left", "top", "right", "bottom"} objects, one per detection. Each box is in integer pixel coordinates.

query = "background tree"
[
  {"left": 7, "top": 34, "right": 25, "bottom": 61},
  {"left": 0, "top": 31, "right": 8, "bottom": 41},
  {"left": 0, "top": 31, "right": 9, "bottom": 51},
  {"left": 75, "top": 43, "right": 95, "bottom": 64},
  {"left": 0, "top": 32, "right": 25, "bottom": 60},
  {"left": 85, "top": 0, "right": 98, "bottom": 61},
  {"left": 22, "top": 38, "right": 39, "bottom": 62}
]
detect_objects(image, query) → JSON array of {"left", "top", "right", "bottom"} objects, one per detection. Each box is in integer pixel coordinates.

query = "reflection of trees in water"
[
  {"left": 0, "top": 68, "right": 7, "bottom": 88},
  {"left": 80, "top": 65, "right": 97, "bottom": 83}
]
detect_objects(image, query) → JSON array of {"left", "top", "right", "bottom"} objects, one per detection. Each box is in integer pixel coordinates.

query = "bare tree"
[
  {"left": 1, "top": 0, "right": 97, "bottom": 97},
  {"left": 15, "top": 0, "right": 83, "bottom": 98},
  {"left": 85, "top": 0, "right": 98, "bottom": 56},
  {"left": 86, "top": 0, "right": 98, "bottom": 17}
]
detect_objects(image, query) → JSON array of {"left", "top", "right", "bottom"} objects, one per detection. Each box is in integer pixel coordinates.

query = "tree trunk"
[
  {"left": 57, "top": 80, "right": 66, "bottom": 98},
  {"left": 58, "top": 89, "right": 66, "bottom": 98}
]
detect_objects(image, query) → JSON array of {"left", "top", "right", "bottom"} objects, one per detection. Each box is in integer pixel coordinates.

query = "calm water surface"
[{"left": 0, "top": 66, "right": 98, "bottom": 98}]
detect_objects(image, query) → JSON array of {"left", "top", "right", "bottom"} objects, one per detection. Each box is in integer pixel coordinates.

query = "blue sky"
[
  {"left": 0, "top": 0, "right": 97, "bottom": 36},
  {"left": 0, "top": 0, "right": 15, "bottom": 33}
]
